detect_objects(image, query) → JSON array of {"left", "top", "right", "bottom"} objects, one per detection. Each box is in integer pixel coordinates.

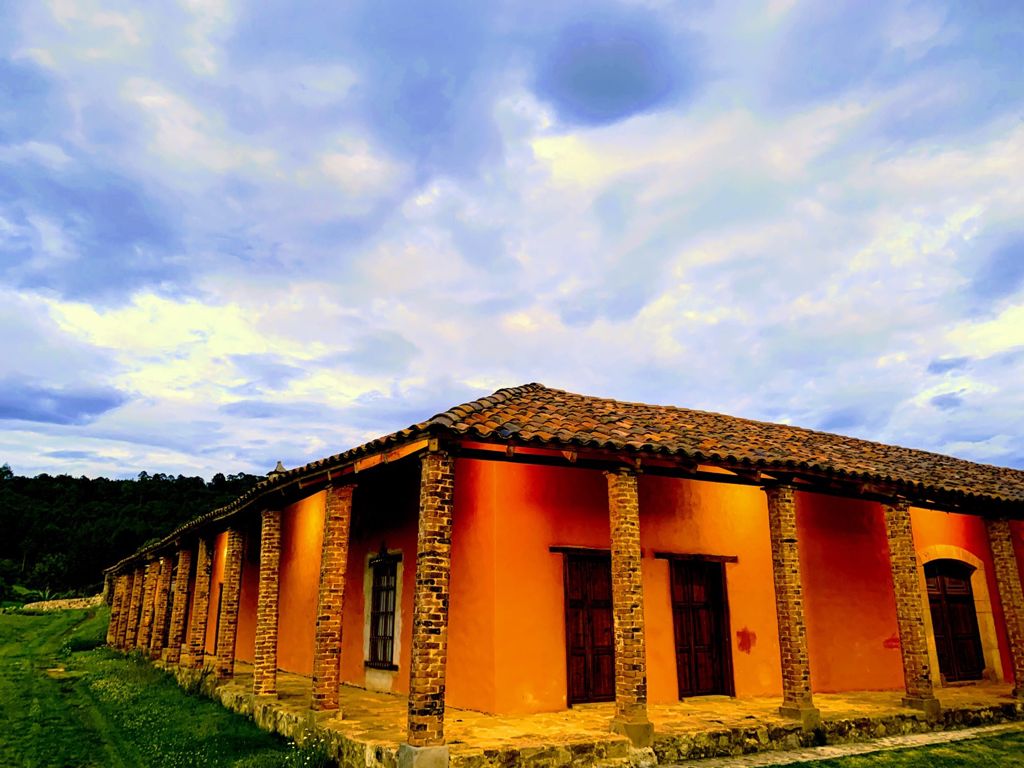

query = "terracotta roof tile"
[{"left": 429, "top": 383, "right": 1024, "bottom": 505}]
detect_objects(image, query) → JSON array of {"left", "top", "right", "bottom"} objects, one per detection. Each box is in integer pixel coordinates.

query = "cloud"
[
  {"left": 970, "top": 235, "right": 1024, "bottom": 302},
  {"left": 0, "top": 378, "right": 126, "bottom": 425},
  {"left": 927, "top": 357, "right": 970, "bottom": 375},
  {"left": 534, "top": 8, "right": 701, "bottom": 126}
]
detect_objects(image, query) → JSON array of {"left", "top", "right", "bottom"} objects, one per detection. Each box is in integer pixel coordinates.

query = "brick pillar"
[
  {"left": 215, "top": 527, "right": 245, "bottom": 679},
  {"left": 185, "top": 536, "right": 214, "bottom": 669},
  {"left": 401, "top": 450, "right": 454, "bottom": 768},
  {"left": 164, "top": 548, "right": 193, "bottom": 664},
  {"left": 764, "top": 483, "right": 820, "bottom": 728},
  {"left": 882, "top": 500, "right": 940, "bottom": 715},
  {"left": 312, "top": 487, "right": 354, "bottom": 710},
  {"left": 606, "top": 468, "right": 654, "bottom": 747},
  {"left": 150, "top": 555, "right": 174, "bottom": 658},
  {"left": 986, "top": 519, "right": 1024, "bottom": 697},
  {"left": 254, "top": 508, "right": 282, "bottom": 697},
  {"left": 116, "top": 571, "right": 137, "bottom": 648},
  {"left": 136, "top": 561, "right": 159, "bottom": 649},
  {"left": 106, "top": 574, "right": 126, "bottom": 646}
]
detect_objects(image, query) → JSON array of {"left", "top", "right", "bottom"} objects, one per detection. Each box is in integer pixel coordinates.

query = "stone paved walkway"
[{"left": 675, "top": 721, "right": 1024, "bottom": 767}]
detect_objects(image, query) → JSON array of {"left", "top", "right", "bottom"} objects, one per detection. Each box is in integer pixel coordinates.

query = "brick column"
[
  {"left": 401, "top": 451, "right": 455, "bottom": 768},
  {"left": 986, "top": 519, "right": 1024, "bottom": 697},
  {"left": 882, "top": 500, "right": 940, "bottom": 715},
  {"left": 254, "top": 508, "right": 282, "bottom": 697},
  {"left": 764, "top": 483, "right": 820, "bottom": 728},
  {"left": 164, "top": 548, "right": 193, "bottom": 664},
  {"left": 312, "top": 487, "right": 354, "bottom": 710},
  {"left": 606, "top": 468, "right": 654, "bottom": 747},
  {"left": 106, "top": 574, "right": 126, "bottom": 646},
  {"left": 116, "top": 571, "right": 137, "bottom": 648},
  {"left": 136, "top": 561, "right": 159, "bottom": 649},
  {"left": 215, "top": 527, "right": 245, "bottom": 679},
  {"left": 185, "top": 536, "right": 214, "bottom": 669},
  {"left": 150, "top": 555, "right": 174, "bottom": 658}
]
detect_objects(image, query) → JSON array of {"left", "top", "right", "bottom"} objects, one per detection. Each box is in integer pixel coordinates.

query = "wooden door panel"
[
  {"left": 670, "top": 560, "right": 733, "bottom": 698},
  {"left": 925, "top": 560, "right": 984, "bottom": 683},
  {"left": 565, "top": 554, "right": 615, "bottom": 705}
]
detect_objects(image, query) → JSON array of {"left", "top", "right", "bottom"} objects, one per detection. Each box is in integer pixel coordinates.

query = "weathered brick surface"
[
  {"left": 164, "top": 548, "right": 192, "bottom": 664},
  {"left": 106, "top": 574, "right": 127, "bottom": 646},
  {"left": 312, "top": 487, "right": 354, "bottom": 711},
  {"left": 150, "top": 555, "right": 174, "bottom": 657},
  {"left": 882, "top": 500, "right": 938, "bottom": 706},
  {"left": 606, "top": 469, "right": 651, "bottom": 729},
  {"left": 407, "top": 451, "right": 455, "bottom": 747},
  {"left": 215, "top": 527, "right": 245, "bottom": 679},
  {"left": 136, "top": 561, "right": 159, "bottom": 650},
  {"left": 764, "top": 484, "right": 818, "bottom": 719},
  {"left": 986, "top": 519, "right": 1024, "bottom": 696},
  {"left": 185, "top": 536, "right": 214, "bottom": 669},
  {"left": 254, "top": 508, "right": 282, "bottom": 696},
  {"left": 117, "top": 570, "right": 138, "bottom": 648}
]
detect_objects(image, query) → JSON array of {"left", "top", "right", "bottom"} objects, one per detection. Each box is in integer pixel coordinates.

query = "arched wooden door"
[{"left": 925, "top": 559, "right": 985, "bottom": 683}]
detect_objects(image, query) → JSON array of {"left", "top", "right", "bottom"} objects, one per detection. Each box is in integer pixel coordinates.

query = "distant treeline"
[{"left": 0, "top": 464, "right": 260, "bottom": 598}]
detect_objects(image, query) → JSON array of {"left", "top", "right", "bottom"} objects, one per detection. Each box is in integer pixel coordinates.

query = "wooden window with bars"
[{"left": 367, "top": 554, "right": 399, "bottom": 670}]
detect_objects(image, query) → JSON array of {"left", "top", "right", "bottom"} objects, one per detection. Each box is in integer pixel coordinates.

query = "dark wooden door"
[
  {"left": 670, "top": 559, "right": 733, "bottom": 697},
  {"left": 564, "top": 554, "right": 615, "bottom": 705},
  {"left": 926, "top": 560, "right": 984, "bottom": 683}
]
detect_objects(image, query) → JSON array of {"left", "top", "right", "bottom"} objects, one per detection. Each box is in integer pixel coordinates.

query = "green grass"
[
  {"left": 778, "top": 730, "right": 1024, "bottom": 767},
  {"left": 0, "top": 607, "right": 297, "bottom": 767}
]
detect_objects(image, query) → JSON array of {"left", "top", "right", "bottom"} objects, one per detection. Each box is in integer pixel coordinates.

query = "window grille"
[{"left": 367, "top": 555, "right": 399, "bottom": 669}]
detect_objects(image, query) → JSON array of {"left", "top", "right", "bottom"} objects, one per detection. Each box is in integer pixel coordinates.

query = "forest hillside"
[{"left": 0, "top": 464, "right": 260, "bottom": 599}]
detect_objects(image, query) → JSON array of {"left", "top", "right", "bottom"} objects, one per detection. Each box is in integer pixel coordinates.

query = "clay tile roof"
[{"left": 427, "top": 383, "right": 1024, "bottom": 505}]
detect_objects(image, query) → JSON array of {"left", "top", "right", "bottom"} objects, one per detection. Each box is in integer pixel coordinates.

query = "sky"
[{"left": 2, "top": 0, "right": 1024, "bottom": 479}]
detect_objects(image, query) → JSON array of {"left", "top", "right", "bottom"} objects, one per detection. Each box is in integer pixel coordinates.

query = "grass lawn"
[{"left": 0, "top": 607, "right": 299, "bottom": 768}]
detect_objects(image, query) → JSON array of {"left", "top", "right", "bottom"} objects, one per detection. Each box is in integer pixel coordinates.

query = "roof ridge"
[{"left": 427, "top": 382, "right": 546, "bottom": 428}]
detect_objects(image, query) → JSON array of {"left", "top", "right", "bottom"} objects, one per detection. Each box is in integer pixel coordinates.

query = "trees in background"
[{"left": 0, "top": 464, "right": 260, "bottom": 596}]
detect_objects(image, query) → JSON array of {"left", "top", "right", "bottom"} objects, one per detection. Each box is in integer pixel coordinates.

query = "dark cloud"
[
  {"left": 323, "top": 331, "right": 419, "bottom": 376},
  {"left": 970, "top": 236, "right": 1024, "bottom": 302},
  {"left": 771, "top": 1, "right": 1024, "bottom": 141},
  {"left": 930, "top": 392, "right": 964, "bottom": 411},
  {"left": 927, "top": 356, "right": 970, "bottom": 374},
  {"left": 0, "top": 378, "right": 126, "bottom": 425},
  {"left": 44, "top": 449, "right": 96, "bottom": 459},
  {"left": 534, "top": 8, "right": 700, "bottom": 126},
  {"left": 0, "top": 160, "right": 184, "bottom": 303},
  {"left": 229, "top": 354, "right": 305, "bottom": 391}
]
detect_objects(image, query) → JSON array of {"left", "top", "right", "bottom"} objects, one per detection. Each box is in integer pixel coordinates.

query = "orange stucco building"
[{"left": 105, "top": 384, "right": 1024, "bottom": 766}]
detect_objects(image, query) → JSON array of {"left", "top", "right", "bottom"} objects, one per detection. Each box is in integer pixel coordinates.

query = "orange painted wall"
[
  {"left": 446, "top": 459, "right": 499, "bottom": 712},
  {"left": 277, "top": 491, "right": 325, "bottom": 675},
  {"left": 911, "top": 507, "right": 1014, "bottom": 684},
  {"left": 204, "top": 531, "right": 227, "bottom": 655},
  {"left": 639, "top": 476, "right": 783, "bottom": 700},
  {"left": 796, "top": 493, "right": 902, "bottom": 692},
  {"left": 235, "top": 527, "right": 260, "bottom": 664},
  {"left": 450, "top": 461, "right": 787, "bottom": 713},
  {"left": 340, "top": 474, "right": 419, "bottom": 694}
]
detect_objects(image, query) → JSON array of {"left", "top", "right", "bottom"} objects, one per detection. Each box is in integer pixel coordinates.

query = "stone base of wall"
[
  {"left": 21, "top": 594, "right": 103, "bottom": 612},
  {"left": 152, "top": 661, "right": 1024, "bottom": 768},
  {"left": 652, "top": 703, "right": 1024, "bottom": 763}
]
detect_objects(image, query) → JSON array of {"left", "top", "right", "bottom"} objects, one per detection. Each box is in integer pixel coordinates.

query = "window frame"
[{"left": 365, "top": 551, "right": 401, "bottom": 671}]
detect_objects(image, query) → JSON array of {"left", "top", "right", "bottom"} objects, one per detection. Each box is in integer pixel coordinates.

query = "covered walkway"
[{"left": 169, "top": 660, "right": 1024, "bottom": 767}]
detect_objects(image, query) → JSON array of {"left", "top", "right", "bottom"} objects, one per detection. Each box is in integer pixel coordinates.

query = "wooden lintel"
[
  {"left": 654, "top": 551, "right": 739, "bottom": 564},
  {"left": 549, "top": 545, "right": 610, "bottom": 557}
]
